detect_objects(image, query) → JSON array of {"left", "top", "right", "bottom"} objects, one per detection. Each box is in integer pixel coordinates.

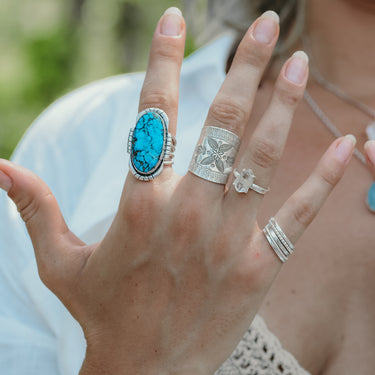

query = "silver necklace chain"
[
  {"left": 302, "top": 35, "right": 374, "bottom": 167},
  {"left": 303, "top": 89, "right": 367, "bottom": 165}
]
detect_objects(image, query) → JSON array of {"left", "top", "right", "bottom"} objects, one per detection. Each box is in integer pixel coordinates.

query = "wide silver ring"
[
  {"left": 188, "top": 126, "right": 240, "bottom": 184},
  {"left": 263, "top": 217, "right": 294, "bottom": 263},
  {"left": 233, "top": 168, "right": 270, "bottom": 194},
  {"left": 127, "top": 108, "right": 176, "bottom": 181}
]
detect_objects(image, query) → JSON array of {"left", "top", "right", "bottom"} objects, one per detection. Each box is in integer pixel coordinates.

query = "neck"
[{"left": 307, "top": 0, "right": 375, "bottom": 100}]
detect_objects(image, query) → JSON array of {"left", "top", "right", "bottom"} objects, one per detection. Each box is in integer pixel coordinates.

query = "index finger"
[{"left": 138, "top": 7, "right": 186, "bottom": 136}]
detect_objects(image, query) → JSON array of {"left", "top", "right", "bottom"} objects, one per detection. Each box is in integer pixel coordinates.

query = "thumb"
[{"left": 0, "top": 159, "right": 88, "bottom": 286}]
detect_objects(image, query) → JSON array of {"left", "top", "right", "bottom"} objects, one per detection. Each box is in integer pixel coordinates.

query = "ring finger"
[
  {"left": 225, "top": 51, "right": 309, "bottom": 221},
  {"left": 186, "top": 11, "right": 280, "bottom": 196}
]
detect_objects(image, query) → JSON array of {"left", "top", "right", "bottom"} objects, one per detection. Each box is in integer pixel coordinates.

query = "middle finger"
[{"left": 186, "top": 10, "right": 280, "bottom": 196}]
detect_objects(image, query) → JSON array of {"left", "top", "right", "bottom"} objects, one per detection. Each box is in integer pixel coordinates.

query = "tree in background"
[{"left": 0, "top": 0, "right": 200, "bottom": 159}]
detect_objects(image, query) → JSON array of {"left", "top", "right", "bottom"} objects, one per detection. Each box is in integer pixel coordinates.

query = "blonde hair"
[{"left": 184, "top": 0, "right": 306, "bottom": 57}]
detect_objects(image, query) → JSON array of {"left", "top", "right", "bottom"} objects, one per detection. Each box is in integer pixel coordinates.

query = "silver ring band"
[
  {"left": 189, "top": 126, "right": 240, "bottom": 184},
  {"left": 263, "top": 217, "right": 294, "bottom": 263},
  {"left": 233, "top": 168, "right": 270, "bottom": 195},
  {"left": 127, "top": 108, "right": 176, "bottom": 181}
]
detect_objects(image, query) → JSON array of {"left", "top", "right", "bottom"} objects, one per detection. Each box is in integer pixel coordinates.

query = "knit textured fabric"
[{"left": 215, "top": 315, "right": 311, "bottom": 375}]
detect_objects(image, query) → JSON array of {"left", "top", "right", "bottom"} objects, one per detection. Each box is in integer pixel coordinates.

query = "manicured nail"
[
  {"left": 364, "top": 140, "right": 375, "bottom": 165},
  {"left": 0, "top": 170, "right": 12, "bottom": 192},
  {"left": 335, "top": 134, "right": 356, "bottom": 162},
  {"left": 160, "top": 7, "right": 183, "bottom": 36},
  {"left": 252, "top": 10, "right": 279, "bottom": 44},
  {"left": 285, "top": 51, "right": 309, "bottom": 85}
]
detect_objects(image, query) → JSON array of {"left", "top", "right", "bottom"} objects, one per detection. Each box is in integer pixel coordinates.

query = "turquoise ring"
[{"left": 127, "top": 108, "right": 176, "bottom": 181}]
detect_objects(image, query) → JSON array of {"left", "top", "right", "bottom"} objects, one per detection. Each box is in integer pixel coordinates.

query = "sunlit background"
[{"left": 0, "top": 0, "right": 208, "bottom": 159}]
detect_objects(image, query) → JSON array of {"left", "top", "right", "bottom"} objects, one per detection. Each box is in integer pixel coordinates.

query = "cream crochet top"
[{"left": 215, "top": 315, "right": 311, "bottom": 375}]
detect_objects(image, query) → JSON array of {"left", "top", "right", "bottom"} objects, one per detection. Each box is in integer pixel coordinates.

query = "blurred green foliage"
[
  {"left": 0, "top": 0, "right": 201, "bottom": 159},
  {"left": 23, "top": 27, "right": 77, "bottom": 105}
]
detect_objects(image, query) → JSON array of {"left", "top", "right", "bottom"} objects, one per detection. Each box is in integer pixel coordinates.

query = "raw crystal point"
[
  {"left": 366, "top": 182, "right": 375, "bottom": 212},
  {"left": 131, "top": 112, "right": 166, "bottom": 175}
]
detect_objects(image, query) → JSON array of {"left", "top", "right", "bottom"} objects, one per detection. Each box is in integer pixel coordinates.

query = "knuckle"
[
  {"left": 18, "top": 198, "right": 39, "bottom": 224},
  {"left": 208, "top": 222, "right": 238, "bottom": 267},
  {"left": 152, "top": 41, "right": 182, "bottom": 62},
  {"left": 235, "top": 42, "right": 271, "bottom": 70},
  {"left": 170, "top": 202, "right": 203, "bottom": 239},
  {"left": 250, "top": 137, "right": 281, "bottom": 169},
  {"left": 275, "top": 82, "right": 303, "bottom": 107},
  {"left": 231, "top": 264, "right": 264, "bottom": 295},
  {"left": 15, "top": 192, "right": 53, "bottom": 225},
  {"left": 207, "top": 98, "right": 247, "bottom": 133},
  {"left": 291, "top": 196, "right": 317, "bottom": 227},
  {"left": 37, "top": 258, "right": 57, "bottom": 289},
  {"left": 231, "top": 234, "right": 273, "bottom": 293},
  {"left": 122, "top": 188, "right": 157, "bottom": 231},
  {"left": 319, "top": 167, "right": 341, "bottom": 187},
  {"left": 139, "top": 89, "right": 178, "bottom": 114}
]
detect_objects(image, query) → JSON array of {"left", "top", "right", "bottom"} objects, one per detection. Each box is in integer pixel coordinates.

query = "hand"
[{"left": 0, "top": 7, "right": 355, "bottom": 375}]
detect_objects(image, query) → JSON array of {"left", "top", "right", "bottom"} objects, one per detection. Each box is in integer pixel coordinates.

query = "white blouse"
[{"left": 0, "top": 34, "right": 309, "bottom": 375}]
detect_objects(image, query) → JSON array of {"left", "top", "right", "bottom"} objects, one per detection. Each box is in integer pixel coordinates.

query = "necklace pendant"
[{"left": 366, "top": 183, "right": 375, "bottom": 213}]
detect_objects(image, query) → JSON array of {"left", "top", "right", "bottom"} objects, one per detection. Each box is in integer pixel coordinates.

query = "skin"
[
  {"left": 0, "top": 1, "right": 373, "bottom": 374},
  {"left": 252, "top": 0, "right": 375, "bottom": 373}
]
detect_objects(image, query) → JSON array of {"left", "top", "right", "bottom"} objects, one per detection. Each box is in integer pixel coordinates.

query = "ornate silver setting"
[
  {"left": 189, "top": 126, "right": 240, "bottom": 184},
  {"left": 263, "top": 218, "right": 294, "bottom": 263},
  {"left": 233, "top": 168, "right": 270, "bottom": 195},
  {"left": 127, "top": 108, "right": 176, "bottom": 181}
]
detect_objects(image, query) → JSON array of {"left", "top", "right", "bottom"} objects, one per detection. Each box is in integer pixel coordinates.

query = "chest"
[{"left": 248, "top": 86, "right": 375, "bottom": 374}]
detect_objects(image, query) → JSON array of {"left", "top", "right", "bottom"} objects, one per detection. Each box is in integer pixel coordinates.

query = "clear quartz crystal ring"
[
  {"left": 189, "top": 126, "right": 240, "bottom": 184},
  {"left": 127, "top": 108, "right": 176, "bottom": 181},
  {"left": 263, "top": 217, "right": 295, "bottom": 263},
  {"left": 233, "top": 168, "right": 270, "bottom": 194}
]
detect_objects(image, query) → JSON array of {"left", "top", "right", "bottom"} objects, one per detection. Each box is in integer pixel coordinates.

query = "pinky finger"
[
  {"left": 364, "top": 140, "right": 375, "bottom": 178},
  {"left": 270, "top": 135, "right": 355, "bottom": 252}
]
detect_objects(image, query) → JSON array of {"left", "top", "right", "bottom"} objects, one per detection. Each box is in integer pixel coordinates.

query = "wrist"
[
  {"left": 79, "top": 345, "right": 157, "bottom": 375},
  {"left": 79, "top": 347, "right": 206, "bottom": 375}
]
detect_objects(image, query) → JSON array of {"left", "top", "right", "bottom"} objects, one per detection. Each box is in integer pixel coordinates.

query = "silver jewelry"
[
  {"left": 189, "top": 126, "right": 240, "bottom": 184},
  {"left": 304, "top": 89, "right": 366, "bottom": 165},
  {"left": 302, "top": 35, "right": 368, "bottom": 166},
  {"left": 127, "top": 108, "right": 176, "bottom": 181},
  {"left": 233, "top": 168, "right": 270, "bottom": 194},
  {"left": 263, "top": 217, "right": 294, "bottom": 263},
  {"left": 302, "top": 35, "right": 375, "bottom": 212}
]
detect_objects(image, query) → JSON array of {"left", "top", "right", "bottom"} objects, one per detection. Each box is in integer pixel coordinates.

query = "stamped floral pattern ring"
[{"left": 189, "top": 126, "right": 240, "bottom": 184}]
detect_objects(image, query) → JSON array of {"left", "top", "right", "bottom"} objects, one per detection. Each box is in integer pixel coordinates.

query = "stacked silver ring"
[
  {"left": 263, "top": 218, "right": 294, "bottom": 263},
  {"left": 163, "top": 134, "right": 177, "bottom": 165}
]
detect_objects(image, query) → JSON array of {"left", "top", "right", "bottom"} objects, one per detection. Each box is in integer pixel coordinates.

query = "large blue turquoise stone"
[
  {"left": 131, "top": 112, "right": 166, "bottom": 175},
  {"left": 367, "top": 183, "right": 375, "bottom": 212}
]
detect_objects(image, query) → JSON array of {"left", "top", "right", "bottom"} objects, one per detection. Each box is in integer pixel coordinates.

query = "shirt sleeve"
[{"left": 0, "top": 73, "right": 144, "bottom": 375}]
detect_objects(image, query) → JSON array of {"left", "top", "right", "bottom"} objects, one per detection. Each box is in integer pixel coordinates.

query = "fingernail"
[
  {"left": 0, "top": 170, "right": 12, "bottom": 192},
  {"left": 285, "top": 51, "right": 309, "bottom": 85},
  {"left": 335, "top": 134, "right": 356, "bottom": 162},
  {"left": 252, "top": 10, "right": 279, "bottom": 44},
  {"left": 160, "top": 7, "right": 183, "bottom": 36},
  {"left": 365, "top": 140, "right": 375, "bottom": 165}
]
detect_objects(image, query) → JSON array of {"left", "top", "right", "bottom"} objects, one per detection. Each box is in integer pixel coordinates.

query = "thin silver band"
[
  {"left": 233, "top": 168, "right": 270, "bottom": 195},
  {"left": 263, "top": 218, "right": 294, "bottom": 263},
  {"left": 269, "top": 218, "right": 294, "bottom": 253},
  {"left": 263, "top": 225, "right": 288, "bottom": 263}
]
